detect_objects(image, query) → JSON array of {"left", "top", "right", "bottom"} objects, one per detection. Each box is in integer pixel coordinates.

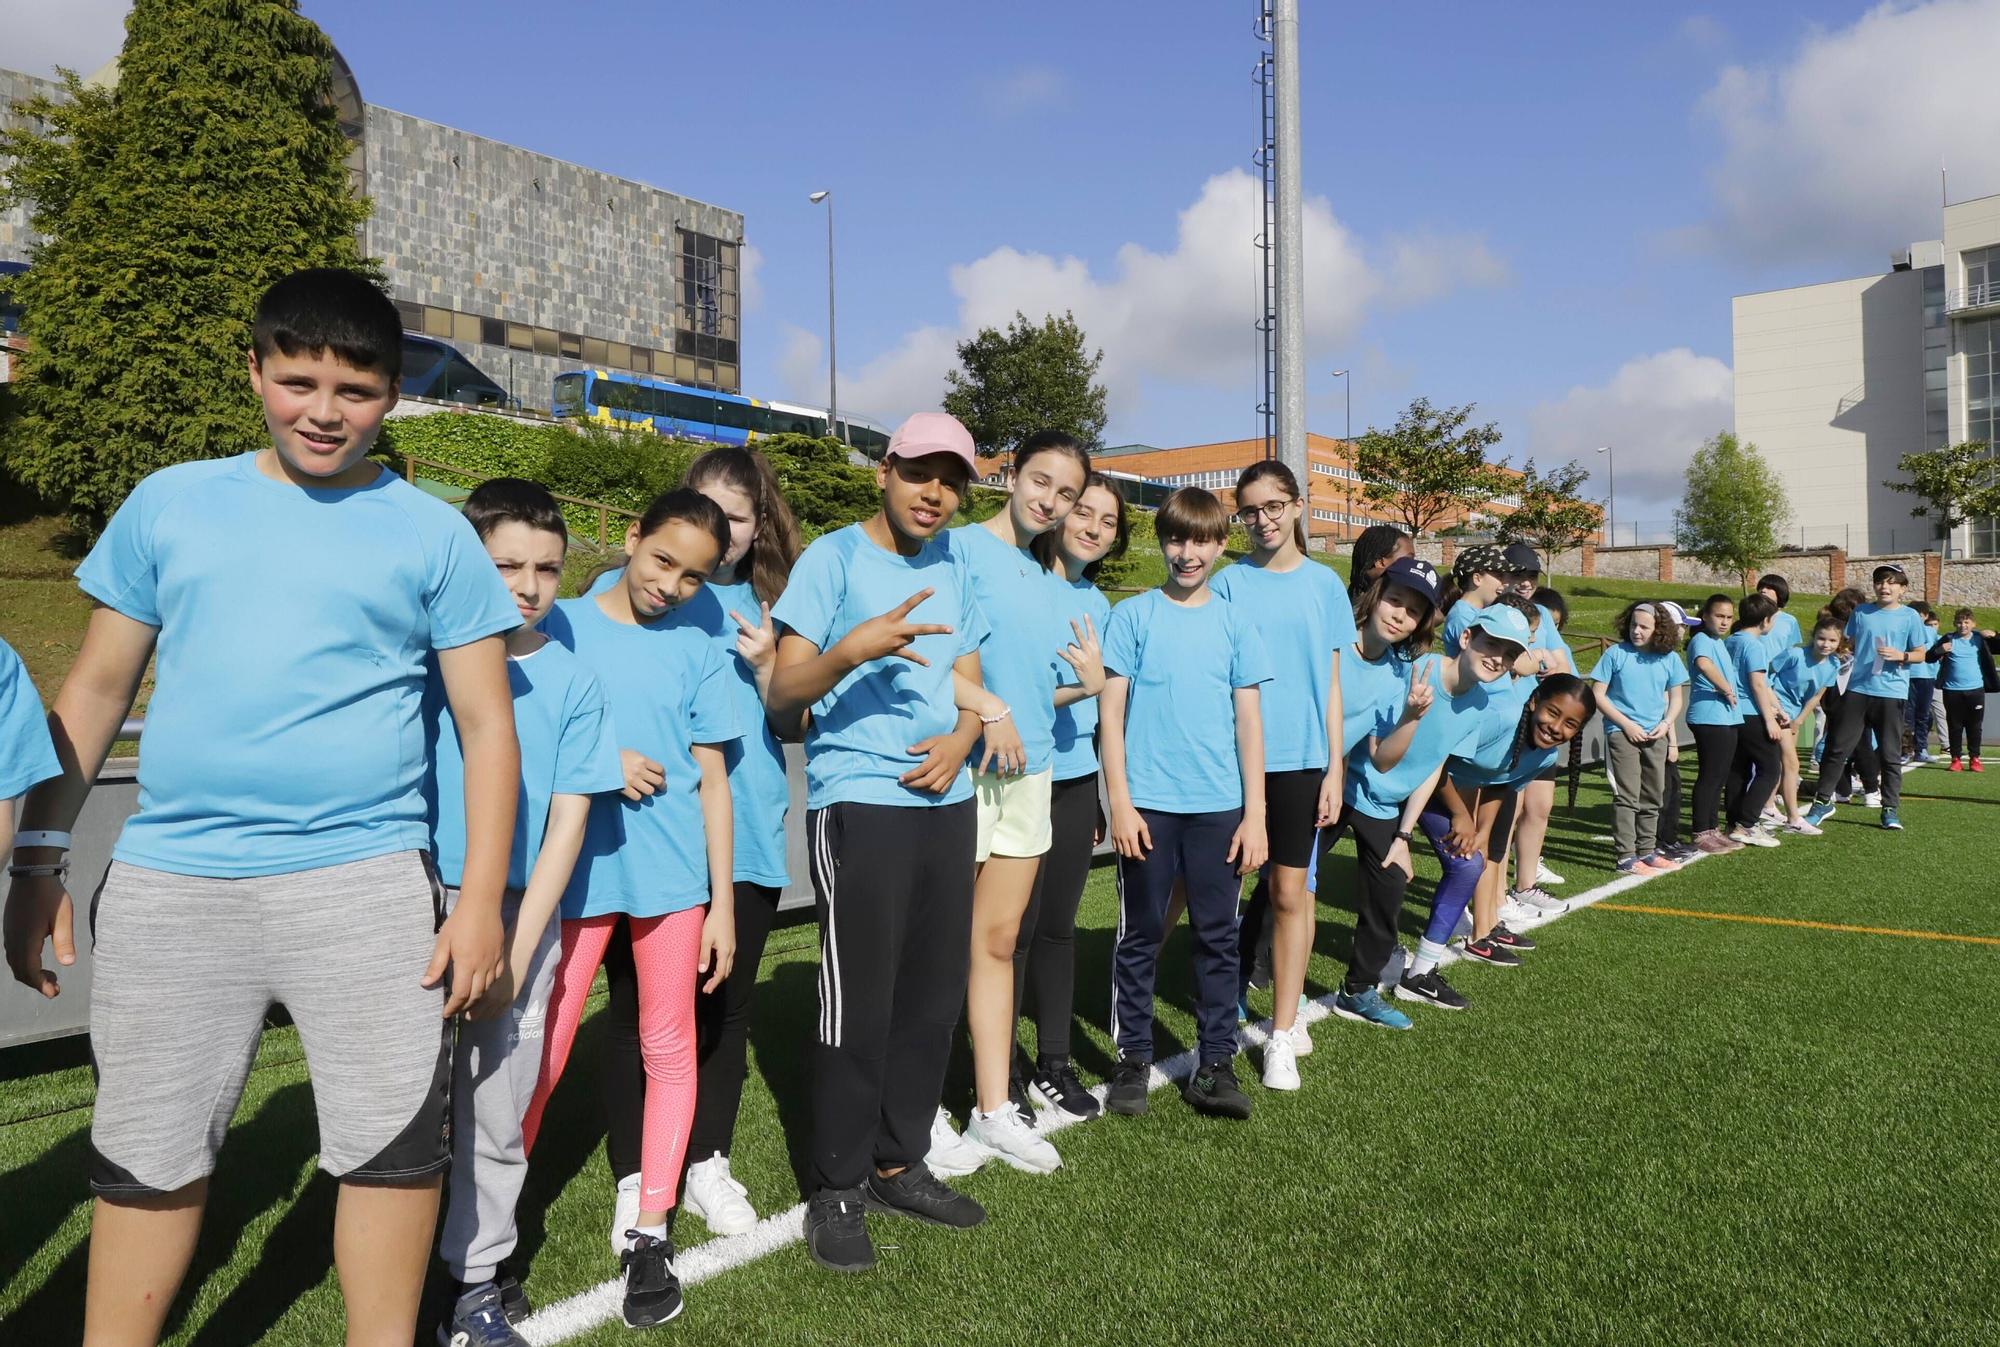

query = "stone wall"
[
  {"left": 1591, "top": 545, "right": 1666, "bottom": 582},
  {"left": 1938, "top": 559, "right": 2000, "bottom": 607}
]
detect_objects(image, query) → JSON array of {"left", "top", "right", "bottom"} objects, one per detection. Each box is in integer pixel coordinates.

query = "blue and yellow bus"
[{"left": 553, "top": 369, "right": 890, "bottom": 457}]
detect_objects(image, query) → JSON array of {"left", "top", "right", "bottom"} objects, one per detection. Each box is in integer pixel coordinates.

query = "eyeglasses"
[{"left": 1235, "top": 500, "right": 1295, "bottom": 524}]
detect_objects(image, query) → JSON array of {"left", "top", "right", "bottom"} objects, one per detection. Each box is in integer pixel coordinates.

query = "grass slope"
[{"left": 5, "top": 766, "right": 1998, "bottom": 1345}]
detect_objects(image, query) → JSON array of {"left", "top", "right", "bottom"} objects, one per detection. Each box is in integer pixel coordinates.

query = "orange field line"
[{"left": 1591, "top": 903, "right": 2000, "bottom": 947}]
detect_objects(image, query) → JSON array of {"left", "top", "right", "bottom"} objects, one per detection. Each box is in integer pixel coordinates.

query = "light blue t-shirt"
[
  {"left": 1339, "top": 645, "right": 1412, "bottom": 756},
  {"left": 1345, "top": 653, "right": 1495, "bottom": 820},
  {"left": 75, "top": 452, "right": 519, "bottom": 878},
  {"left": 592, "top": 569, "right": 792, "bottom": 888},
  {"left": 1764, "top": 610, "right": 1802, "bottom": 662},
  {"left": 1726, "top": 630, "right": 1773, "bottom": 721},
  {"left": 1102, "top": 589, "right": 1272, "bottom": 813},
  {"left": 770, "top": 524, "right": 988, "bottom": 810},
  {"left": 1212, "top": 559, "right": 1357, "bottom": 773},
  {"left": 1685, "top": 631, "right": 1738, "bottom": 727},
  {"left": 546, "top": 592, "right": 739, "bottom": 919},
  {"left": 1844, "top": 603, "right": 1930, "bottom": 699},
  {"left": 1448, "top": 702, "right": 1559, "bottom": 790},
  {"left": 1768, "top": 647, "right": 1840, "bottom": 720},
  {"left": 0, "top": 637, "right": 60, "bottom": 803},
  {"left": 1441, "top": 599, "right": 1480, "bottom": 656},
  {"left": 1940, "top": 632, "right": 1988, "bottom": 691},
  {"left": 1588, "top": 642, "right": 1689, "bottom": 728},
  {"left": 1049, "top": 576, "right": 1112, "bottom": 782},
  {"left": 1909, "top": 627, "right": 1941, "bottom": 682},
  {"left": 952, "top": 524, "right": 1068, "bottom": 775},
  {"left": 425, "top": 638, "right": 623, "bottom": 890}
]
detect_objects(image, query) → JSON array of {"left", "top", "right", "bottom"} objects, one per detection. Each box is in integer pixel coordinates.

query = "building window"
[{"left": 1966, "top": 316, "right": 1999, "bottom": 556}]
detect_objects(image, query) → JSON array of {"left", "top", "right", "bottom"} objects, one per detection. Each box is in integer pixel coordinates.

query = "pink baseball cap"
[{"left": 884, "top": 412, "right": 976, "bottom": 472}]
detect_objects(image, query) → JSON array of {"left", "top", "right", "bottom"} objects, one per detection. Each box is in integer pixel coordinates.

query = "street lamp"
[
  {"left": 1331, "top": 369, "right": 1351, "bottom": 539},
  {"left": 808, "top": 190, "right": 842, "bottom": 444},
  {"left": 1596, "top": 444, "right": 1616, "bottom": 546}
]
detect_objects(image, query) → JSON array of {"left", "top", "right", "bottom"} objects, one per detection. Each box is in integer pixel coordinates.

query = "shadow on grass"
[
  {"left": 0, "top": 1125, "right": 92, "bottom": 1332},
  {"left": 744, "top": 960, "right": 822, "bottom": 1200}
]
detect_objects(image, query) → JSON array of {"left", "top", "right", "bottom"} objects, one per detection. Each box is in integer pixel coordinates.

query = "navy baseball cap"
[{"left": 1382, "top": 556, "right": 1441, "bottom": 606}]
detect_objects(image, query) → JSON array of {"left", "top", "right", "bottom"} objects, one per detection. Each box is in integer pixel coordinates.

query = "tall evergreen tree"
[{"left": 0, "top": 0, "right": 372, "bottom": 526}]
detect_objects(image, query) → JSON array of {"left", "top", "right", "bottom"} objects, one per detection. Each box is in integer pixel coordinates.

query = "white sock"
[
  {"left": 628, "top": 1220, "right": 667, "bottom": 1249},
  {"left": 617, "top": 1172, "right": 640, "bottom": 1193},
  {"left": 1410, "top": 939, "right": 1449, "bottom": 976}
]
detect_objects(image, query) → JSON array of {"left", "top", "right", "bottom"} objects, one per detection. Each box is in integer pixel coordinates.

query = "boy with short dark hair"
[
  {"left": 3, "top": 267, "right": 522, "bottom": 1346},
  {"left": 1805, "top": 563, "right": 1931, "bottom": 832},
  {"left": 429, "top": 478, "right": 624, "bottom": 1345}
]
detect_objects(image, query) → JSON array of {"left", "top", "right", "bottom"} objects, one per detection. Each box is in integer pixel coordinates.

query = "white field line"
[{"left": 520, "top": 854, "right": 1692, "bottom": 1344}]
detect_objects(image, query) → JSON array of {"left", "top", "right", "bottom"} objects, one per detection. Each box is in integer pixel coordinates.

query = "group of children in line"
[{"left": 2, "top": 267, "right": 1997, "bottom": 1345}]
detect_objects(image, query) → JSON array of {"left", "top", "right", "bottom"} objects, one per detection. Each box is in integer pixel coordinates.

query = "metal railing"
[
  {"left": 397, "top": 452, "right": 640, "bottom": 546},
  {"left": 1946, "top": 281, "right": 2000, "bottom": 313}
]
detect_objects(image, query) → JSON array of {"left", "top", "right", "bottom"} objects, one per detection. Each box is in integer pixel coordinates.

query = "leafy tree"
[
  {"left": 1883, "top": 440, "right": 2000, "bottom": 556},
  {"left": 0, "top": 0, "right": 372, "bottom": 528},
  {"left": 1498, "top": 457, "right": 1604, "bottom": 564},
  {"left": 942, "top": 311, "right": 1108, "bottom": 459},
  {"left": 1351, "top": 397, "right": 1510, "bottom": 536},
  {"left": 1673, "top": 431, "right": 1790, "bottom": 579}
]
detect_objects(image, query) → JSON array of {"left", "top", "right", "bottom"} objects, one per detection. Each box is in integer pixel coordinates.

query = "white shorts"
[{"left": 974, "top": 768, "right": 1054, "bottom": 861}]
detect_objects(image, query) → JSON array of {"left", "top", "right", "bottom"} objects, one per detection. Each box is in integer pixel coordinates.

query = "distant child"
[
  {"left": 1757, "top": 572, "right": 1802, "bottom": 657},
  {"left": 1939, "top": 608, "right": 1997, "bottom": 771},
  {"left": 0, "top": 636, "right": 61, "bottom": 857},
  {"left": 429, "top": 479, "right": 624, "bottom": 1346},
  {"left": 1647, "top": 601, "right": 1705, "bottom": 862},
  {"left": 1904, "top": 601, "right": 1941, "bottom": 763},
  {"left": 1684, "top": 593, "right": 1743, "bottom": 853},
  {"left": 1101, "top": 487, "right": 1270, "bottom": 1120},
  {"left": 1767, "top": 616, "right": 1842, "bottom": 835},
  {"left": 523, "top": 488, "right": 739, "bottom": 1327},
  {"left": 1350, "top": 524, "right": 1415, "bottom": 586},
  {"left": 1589, "top": 602, "right": 1690, "bottom": 871},
  {"left": 1805, "top": 564, "right": 1931, "bottom": 832},
  {"left": 1813, "top": 587, "right": 1880, "bottom": 802},
  {"left": 1721, "top": 592, "right": 1786, "bottom": 849},
  {"left": 3, "top": 269, "right": 523, "bottom": 1346},
  {"left": 767, "top": 412, "right": 993, "bottom": 1274}
]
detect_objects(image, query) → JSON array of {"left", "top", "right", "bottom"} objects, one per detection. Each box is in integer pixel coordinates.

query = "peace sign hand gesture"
[
  {"left": 839, "top": 588, "right": 953, "bottom": 668},
  {"left": 730, "top": 602, "right": 778, "bottom": 677},
  {"left": 1057, "top": 614, "right": 1106, "bottom": 697}
]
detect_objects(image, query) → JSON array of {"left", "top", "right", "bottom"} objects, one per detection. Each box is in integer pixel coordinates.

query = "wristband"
[
  {"left": 979, "top": 707, "right": 1011, "bottom": 726},
  {"left": 14, "top": 830, "right": 70, "bottom": 852},
  {"left": 8, "top": 863, "right": 68, "bottom": 879},
  {"left": 1394, "top": 829, "right": 1414, "bottom": 843}
]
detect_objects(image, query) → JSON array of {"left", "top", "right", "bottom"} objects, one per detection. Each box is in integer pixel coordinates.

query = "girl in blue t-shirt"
[
  {"left": 1212, "top": 461, "right": 1354, "bottom": 1090},
  {"left": 1939, "top": 607, "right": 1998, "bottom": 770},
  {"left": 1769, "top": 616, "right": 1843, "bottom": 834},
  {"left": 1684, "top": 593, "right": 1741, "bottom": 853},
  {"left": 526, "top": 488, "right": 738, "bottom": 1321},
  {"left": 1012, "top": 472, "right": 1127, "bottom": 1123},
  {"left": 1401, "top": 674, "right": 1594, "bottom": 1012},
  {"left": 1722, "top": 593, "right": 1786, "bottom": 847},
  {"left": 1590, "top": 602, "right": 1691, "bottom": 872}
]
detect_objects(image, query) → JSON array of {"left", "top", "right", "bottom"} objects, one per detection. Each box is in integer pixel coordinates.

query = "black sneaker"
[
  {"left": 1030, "top": 1057, "right": 1102, "bottom": 1120},
  {"left": 804, "top": 1188, "right": 874, "bottom": 1273},
  {"left": 1458, "top": 936, "right": 1522, "bottom": 968},
  {"left": 618, "top": 1232, "right": 683, "bottom": 1328},
  {"left": 1394, "top": 968, "right": 1470, "bottom": 1011},
  {"left": 863, "top": 1162, "right": 986, "bottom": 1229},
  {"left": 1106, "top": 1058, "right": 1151, "bottom": 1116},
  {"left": 1007, "top": 1070, "right": 1036, "bottom": 1129},
  {"left": 493, "top": 1272, "right": 530, "bottom": 1325},
  {"left": 1182, "top": 1060, "right": 1253, "bottom": 1120},
  {"left": 1665, "top": 841, "right": 1701, "bottom": 863},
  {"left": 1487, "top": 923, "right": 1536, "bottom": 952}
]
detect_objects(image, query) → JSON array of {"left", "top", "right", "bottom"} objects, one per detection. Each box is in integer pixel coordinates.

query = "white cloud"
[
  {"left": 1691, "top": 0, "right": 2000, "bottom": 261},
  {"left": 1524, "top": 349, "right": 1735, "bottom": 534},
  {"left": 3, "top": 0, "right": 129, "bottom": 79},
  {"left": 815, "top": 168, "right": 1504, "bottom": 429},
  {"left": 981, "top": 64, "right": 1071, "bottom": 118},
  {"left": 1676, "top": 14, "right": 1729, "bottom": 51}
]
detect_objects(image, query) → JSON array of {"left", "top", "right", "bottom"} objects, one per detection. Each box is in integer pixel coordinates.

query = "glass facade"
[{"left": 1965, "top": 314, "right": 1998, "bottom": 556}]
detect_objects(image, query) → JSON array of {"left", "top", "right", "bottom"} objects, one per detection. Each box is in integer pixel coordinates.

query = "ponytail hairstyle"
[
  {"left": 684, "top": 446, "right": 801, "bottom": 607},
  {"left": 1234, "top": 460, "right": 1308, "bottom": 555},
  {"left": 587, "top": 487, "right": 730, "bottom": 591},
  {"left": 1032, "top": 469, "right": 1131, "bottom": 579},
  {"left": 1508, "top": 672, "right": 1595, "bottom": 772},
  {"left": 1733, "top": 592, "right": 1777, "bottom": 633},
  {"left": 1351, "top": 524, "right": 1410, "bottom": 582}
]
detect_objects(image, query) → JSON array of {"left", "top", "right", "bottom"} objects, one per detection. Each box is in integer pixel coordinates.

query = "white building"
[{"left": 1733, "top": 191, "right": 2000, "bottom": 557}]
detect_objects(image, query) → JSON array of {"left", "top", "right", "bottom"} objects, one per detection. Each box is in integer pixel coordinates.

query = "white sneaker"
[
  {"left": 1262, "top": 1032, "right": 1301, "bottom": 1091},
  {"left": 1864, "top": 790, "right": 1883, "bottom": 809},
  {"left": 1289, "top": 1018, "right": 1314, "bottom": 1057},
  {"left": 966, "top": 1105, "right": 1062, "bottom": 1174},
  {"left": 610, "top": 1172, "right": 641, "bottom": 1259},
  {"left": 1533, "top": 861, "right": 1565, "bottom": 887},
  {"left": 682, "top": 1152, "right": 758, "bottom": 1236},
  {"left": 1499, "top": 897, "right": 1536, "bottom": 925},
  {"left": 1512, "top": 886, "right": 1568, "bottom": 917},
  {"left": 925, "top": 1106, "right": 992, "bottom": 1178}
]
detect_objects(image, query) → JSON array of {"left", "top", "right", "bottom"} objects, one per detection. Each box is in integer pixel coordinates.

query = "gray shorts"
[{"left": 88, "top": 850, "right": 452, "bottom": 1196}]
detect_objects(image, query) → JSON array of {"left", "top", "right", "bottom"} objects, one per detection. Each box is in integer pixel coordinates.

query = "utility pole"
[{"left": 1272, "top": 0, "right": 1308, "bottom": 506}]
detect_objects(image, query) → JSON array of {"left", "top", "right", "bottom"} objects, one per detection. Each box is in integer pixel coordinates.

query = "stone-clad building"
[{"left": 1, "top": 48, "right": 743, "bottom": 411}]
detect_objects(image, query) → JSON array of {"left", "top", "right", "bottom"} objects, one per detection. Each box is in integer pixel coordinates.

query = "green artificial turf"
[{"left": 5, "top": 764, "right": 1998, "bottom": 1345}]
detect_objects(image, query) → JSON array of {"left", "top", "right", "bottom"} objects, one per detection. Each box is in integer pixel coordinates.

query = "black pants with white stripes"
[
  {"left": 806, "top": 799, "right": 975, "bottom": 1194},
  {"left": 1816, "top": 692, "right": 1908, "bottom": 810}
]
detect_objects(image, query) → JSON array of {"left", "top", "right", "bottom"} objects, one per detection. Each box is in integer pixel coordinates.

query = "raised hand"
[
  {"left": 1057, "top": 614, "right": 1106, "bottom": 697},
  {"left": 840, "top": 588, "right": 953, "bottom": 668},
  {"left": 730, "top": 602, "right": 778, "bottom": 675},
  {"left": 1401, "top": 679, "right": 1435, "bottom": 723}
]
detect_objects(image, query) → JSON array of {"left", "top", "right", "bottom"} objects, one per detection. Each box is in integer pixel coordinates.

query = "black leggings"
[
  {"left": 1689, "top": 722, "right": 1739, "bottom": 834},
  {"left": 1012, "top": 773, "right": 1100, "bottom": 1064},
  {"left": 1725, "top": 719, "right": 1782, "bottom": 828},
  {"left": 602, "top": 881, "right": 783, "bottom": 1180},
  {"left": 1944, "top": 689, "right": 1986, "bottom": 760},
  {"left": 1319, "top": 807, "right": 1406, "bottom": 994}
]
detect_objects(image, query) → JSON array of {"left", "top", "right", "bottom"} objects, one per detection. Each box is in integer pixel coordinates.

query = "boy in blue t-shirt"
[
  {"left": 427, "top": 479, "right": 623, "bottom": 1343},
  {"left": 1938, "top": 607, "right": 1997, "bottom": 769},
  {"left": 2, "top": 270, "right": 522, "bottom": 1344},
  {"left": 0, "top": 636, "right": 62, "bottom": 856},
  {"left": 768, "top": 412, "right": 993, "bottom": 1273},
  {"left": 1101, "top": 487, "right": 1271, "bottom": 1122},
  {"left": 1806, "top": 564, "right": 1931, "bottom": 831},
  {"left": 1903, "top": 602, "right": 1942, "bottom": 763}
]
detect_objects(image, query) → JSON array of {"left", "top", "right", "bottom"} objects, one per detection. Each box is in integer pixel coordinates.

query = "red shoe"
[
  {"left": 1949, "top": 758, "right": 1964, "bottom": 772},
  {"left": 1973, "top": 759, "right": 1986, "bottom": 773}
]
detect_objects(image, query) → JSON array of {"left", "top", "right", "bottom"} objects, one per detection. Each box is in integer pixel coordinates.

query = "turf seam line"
[
  {"left": 1591, "top": 902, "right": 2000, "bottom": 946},
  {"left": 516, "top": 856, "right": 1673, "bottom": 1346}
]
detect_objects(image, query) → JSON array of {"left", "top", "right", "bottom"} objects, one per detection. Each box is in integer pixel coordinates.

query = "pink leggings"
[{"left": 523, "top": 910, "right": 704, "bottom": 1213}]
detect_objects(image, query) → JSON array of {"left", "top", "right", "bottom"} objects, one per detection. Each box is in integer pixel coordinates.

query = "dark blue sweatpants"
[{"left": 1112, "top": 808, "right": 1243, "bottom": 1066}]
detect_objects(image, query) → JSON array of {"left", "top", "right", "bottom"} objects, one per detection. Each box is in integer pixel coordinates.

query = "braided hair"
[{"left": 1506, "top": 672, "right": 1593, "bottom": 774}]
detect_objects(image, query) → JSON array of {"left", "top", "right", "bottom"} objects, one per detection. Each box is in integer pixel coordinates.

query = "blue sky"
[{"left": 13, "top": 0, "right": 2000, "bottom": 527}]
